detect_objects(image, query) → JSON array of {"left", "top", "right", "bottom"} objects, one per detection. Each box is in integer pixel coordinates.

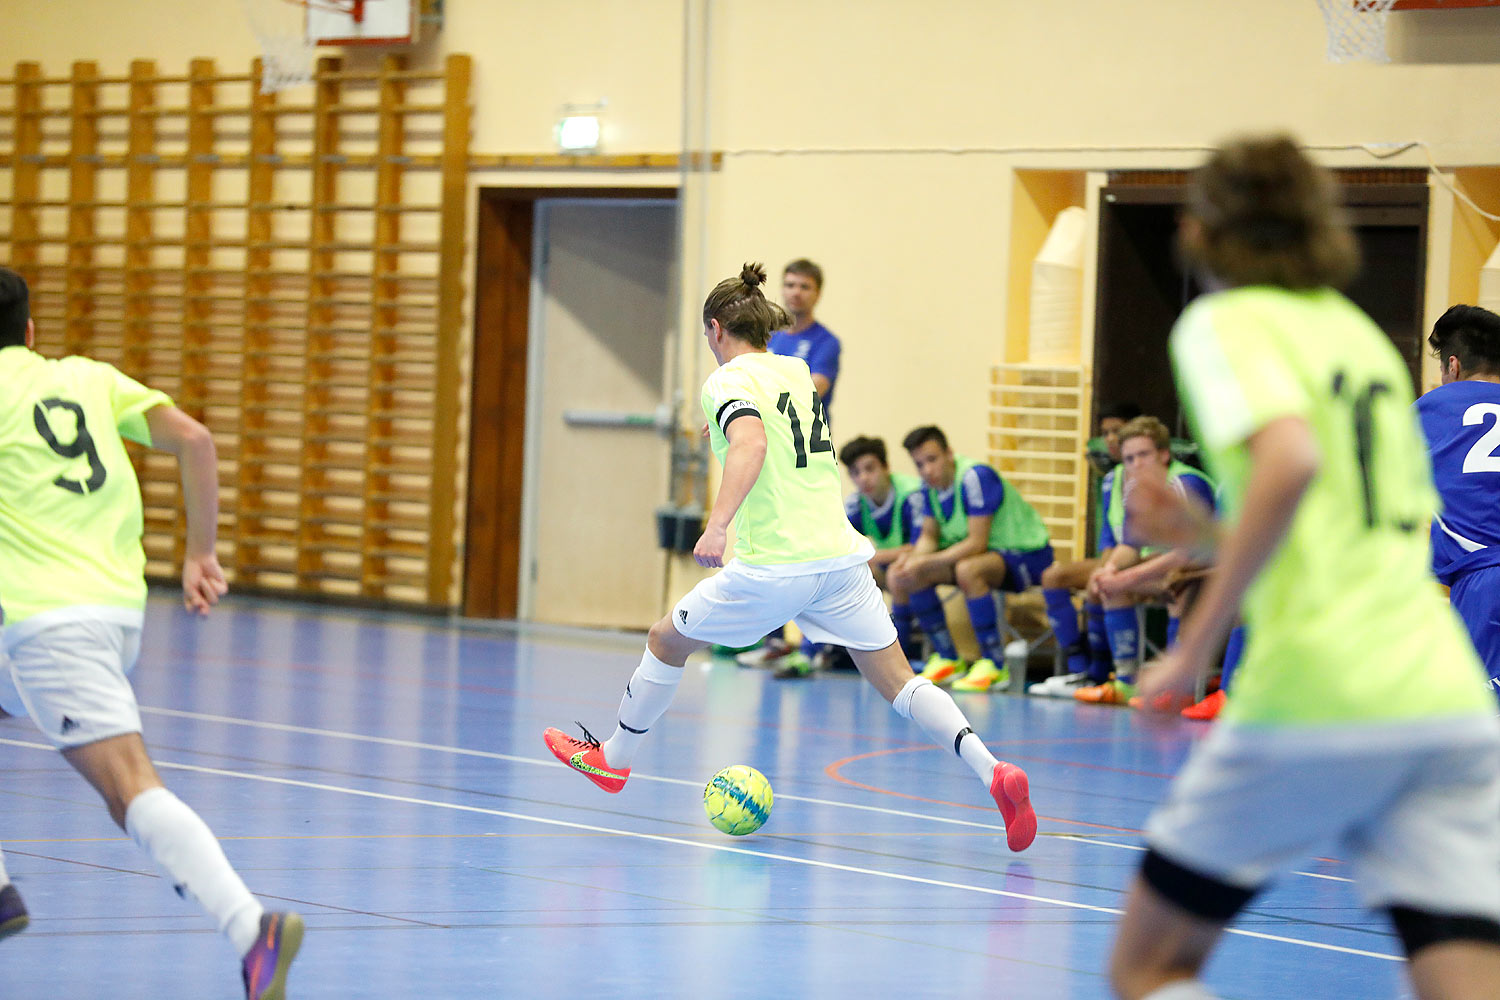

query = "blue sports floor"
[{"left": 0, "top": 597, "right": 1416, "bottom": 999}]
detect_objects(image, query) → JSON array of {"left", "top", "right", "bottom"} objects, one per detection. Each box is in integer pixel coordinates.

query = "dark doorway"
[
  {"left": 464, "top": 185, "right": 677, "bottom": 619},
  {"left": 1092, "top": 180, "right": 1429, "bottom": 436}
]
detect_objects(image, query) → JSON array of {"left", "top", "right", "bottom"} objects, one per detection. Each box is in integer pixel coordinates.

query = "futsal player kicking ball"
[
  {"left": 543, "top": 264, "right": 1037, "bottom": 852},
  {"left": 1107, "top": 138, "right": 1500, "bottom": 1000},
  {"left": 0, "top": 268, "right": 303, "bottom": 999}
]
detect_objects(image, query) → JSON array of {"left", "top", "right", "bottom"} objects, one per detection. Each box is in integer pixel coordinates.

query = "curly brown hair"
[{"left": 1182, "top": 134, "right": 1359, "bottom": 291}]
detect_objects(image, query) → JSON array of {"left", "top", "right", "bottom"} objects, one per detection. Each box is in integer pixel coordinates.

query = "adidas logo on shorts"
[
  {"left": 678, "top": 609, "right": 688, "bottom": 624},
  {"left": 60, "top": 716, "right": 80, "bottom": 735}
]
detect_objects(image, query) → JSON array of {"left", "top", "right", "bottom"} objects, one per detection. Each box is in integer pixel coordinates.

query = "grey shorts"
[{"left": 1146, "top": 716, "right": 1500, "bottom": 921}]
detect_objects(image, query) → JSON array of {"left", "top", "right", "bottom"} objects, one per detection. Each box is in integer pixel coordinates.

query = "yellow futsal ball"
[{"left": 703, "top": 764, "right": 773, "bottom": 836}]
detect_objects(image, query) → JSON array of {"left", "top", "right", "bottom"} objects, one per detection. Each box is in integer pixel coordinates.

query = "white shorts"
[
  {"left": 0, "top": 647, "right": 23, "bottom": 718},
  {"left": 1146, "top": 717, "right": 1500, "bottom": 921},
  {"left": 673, "top": 560, "right": 898, "bottom": 652},
  {"left": 8, "top": 620, "right": 144, "bottom": 750}
]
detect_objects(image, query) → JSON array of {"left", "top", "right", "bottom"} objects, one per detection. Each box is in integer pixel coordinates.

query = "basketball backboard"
[{"left": 307, "top": 0, "right": 417, "bottom": 47}]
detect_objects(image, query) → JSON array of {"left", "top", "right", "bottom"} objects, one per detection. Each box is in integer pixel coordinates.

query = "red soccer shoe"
[
  {"left": 990, "top": 761, "right": 1037, "bottom": 852},
  {"left": 544, "top": 724, "right": 630, "bottom": 793}
]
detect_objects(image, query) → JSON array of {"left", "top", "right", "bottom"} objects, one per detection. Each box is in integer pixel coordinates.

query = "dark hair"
[
  {"left": 1430, "top": 304, "right": 1500, "bottom": 377},
  {"left": 1118, "top": 415, "right": 1171, "bottom": 452},
  {"left": 1099, "top": 401, "right": 1143, "bottom": 424},
  {"left": 838, "top": 436, "right": 888, "bottom": 469},
  {"left": 902, "top": 425, "right": 949, "bottom": 453},
  {"left": 0, "top": 267, "right": 30, "bottom": 349},
  {"left": 1182, "top": 134, "right": 1359, "bottom": 291},
  {"left": 702, "top": 262, "right": 791, "bottom": 349},
  {"left": 783, "top": 258, "right": 823, "bottom": 290}
]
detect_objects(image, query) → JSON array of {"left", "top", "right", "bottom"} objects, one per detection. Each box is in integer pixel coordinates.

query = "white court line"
[
  {"left": 0, "top": 735, "right": 1398, "bottom": 962},
  {"left": 138, "top": 706, "right": 1359, "bottom": 884},
  {"left": 139, "top": 706, "right": 1013, "bottom": 832},
  {"left": 1055, "top": 835, "right": 1355, "bottom": 885}
]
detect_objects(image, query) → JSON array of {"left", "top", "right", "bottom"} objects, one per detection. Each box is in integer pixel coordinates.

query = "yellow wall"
[{"left": 9, "top": 0, "right": 1500, "bottom": 609}]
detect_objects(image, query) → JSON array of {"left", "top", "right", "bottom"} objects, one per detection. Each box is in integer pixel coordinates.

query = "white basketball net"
[
  {"left": 240, "top": 0, "right": 318, "bottom": 93},
  {"left": 1315, "top": 0, "right": 1400, "bottom": 63}
]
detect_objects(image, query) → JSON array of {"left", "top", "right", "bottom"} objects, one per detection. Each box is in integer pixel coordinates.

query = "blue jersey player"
[{"left": 1416, "top": 304, "right": 1500, "bottom": 702}]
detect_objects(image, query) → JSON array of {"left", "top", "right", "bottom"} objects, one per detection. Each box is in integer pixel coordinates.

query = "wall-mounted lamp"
[{"left": 556, "top": 101, "right": 606, "bottom": 154}]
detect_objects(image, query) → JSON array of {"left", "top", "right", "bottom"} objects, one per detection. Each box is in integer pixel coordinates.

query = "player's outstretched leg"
[
  {"left": 0, "top": 845, "right": 27, "bottom": 942},
  {"left": 60, "top": 733, "right": 302, "bottom": 998},
  {"left": 544, "top": 615, "right": 699, "bottom": 794},
  {"left": 851, "top": 642, "right": 1037, "bottom": 851}
]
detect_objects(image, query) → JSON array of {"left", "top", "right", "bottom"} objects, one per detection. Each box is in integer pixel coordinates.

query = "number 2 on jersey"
[
  {"left": 776, "top": 391, "right": 832, "bottom": 468},
  {"left": 33, "top": 397, "right": 108, "bottom": 494},
  {"left": 1462, "top": 402, "right": 1500, "bottom": 473}
]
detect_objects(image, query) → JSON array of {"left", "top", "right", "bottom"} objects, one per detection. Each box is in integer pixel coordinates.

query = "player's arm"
[
  {"left": 1088, "top": 543, "right": 1139, "bottom": 600},
  {"left": 1140, "top": 415, "right": 1318, "bottom": 702},
  {"left": 1103, "top": 547, "right": 1191, "bottom": 596},
  {"left": 909, "top": 516, "right": 940, "bottom": 556},
  {"left": 693, "top": 414, "right": 767, "bottom": 569},
  {"left": 935, "top": 511, "right": 991, "bottom": 567},
  {"left": 145, "top": 405, "right": 228, "bottom": 614},
  {"left": 807, "top": 337, "right": 839, "bottom": 400}
]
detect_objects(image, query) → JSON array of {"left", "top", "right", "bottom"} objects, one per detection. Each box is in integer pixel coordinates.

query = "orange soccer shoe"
[
  {"left": 990, "top": 761, "right": 1037, "bottom": 852},
  {"left": 544, "top": 724, "right": 630, "bottom": 793},
  {"left": 1181, "top": 689, "right": 1227, "bottom": 721},
  {"left": 1074, "top": 679, "right": 1136, "bottom": 706}
]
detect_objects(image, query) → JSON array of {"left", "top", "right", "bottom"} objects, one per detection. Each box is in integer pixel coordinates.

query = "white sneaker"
[
  {"left": 1027, "top": 672, "right": 1090, "bottom": 697},
  {"left": 735, "top": 638, "right": 792, "bottom": 668}
]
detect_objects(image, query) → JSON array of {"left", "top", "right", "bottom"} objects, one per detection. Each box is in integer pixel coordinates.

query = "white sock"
[
  {"left": 1142, "top": 980, "right": 1217, "bottom": 1000},
  {"left": 124, "top": 787, "right": 264, "bottom": 956},
  {"left": 0, "top": 843, "right": 9, "bottom": 887},
  {"left": 892, "top": 677, "right": 1000, "bottom": 783},
  {"left": 600, "top": 649, "right": 683, "bottom": 771}
]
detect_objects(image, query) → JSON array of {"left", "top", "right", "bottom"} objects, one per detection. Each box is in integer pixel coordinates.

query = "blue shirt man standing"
[{"left": 767, "top": 258, "right": 840, "bottom": 419}]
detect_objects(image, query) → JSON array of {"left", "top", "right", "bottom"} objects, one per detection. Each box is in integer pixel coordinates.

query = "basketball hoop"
[
  {"left": 240, "top": 0, "right": 366, "bottom": 93},
  {"left": 1315, "top": 0, "right": 1400, "bottom": 62}
]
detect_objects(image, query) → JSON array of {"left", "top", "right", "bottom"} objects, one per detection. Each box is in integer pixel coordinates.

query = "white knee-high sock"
[
  {"left": 0, "top": 843, "right": 9, "bottom": 887},
  {"left": 600, "top": 649, "right": 683, "bottom": 771},
  {"left": 124, "top": 787, "right": 263, "bottom": 956},
  {"left": 1142, "top": 980, "right": 1217, "bottom": 1000},
  {"left": 892, "top": 677, "right": 999, "bottom": 782}
]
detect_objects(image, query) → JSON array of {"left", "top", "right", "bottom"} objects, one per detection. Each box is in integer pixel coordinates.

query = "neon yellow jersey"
[
  {"left": 702, "top": 352, "right": 870, "bottom": 570},
  {"left": 1171, "top": 287, "right": 1492, "bottom": 726},
  {"left": 0, "top": 347, "right": 171, "bottom": 625}
]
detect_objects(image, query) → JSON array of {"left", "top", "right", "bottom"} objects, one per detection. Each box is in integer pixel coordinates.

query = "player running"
[
  {"left": 0, "top": 268, "right": 302, "bottom": 999},
  {"left": 1106, "top": 137, "right": 1500, "bottom": 1000},
  {"left": 543, "top": 263, "right": 1037, "bottom": 852}
]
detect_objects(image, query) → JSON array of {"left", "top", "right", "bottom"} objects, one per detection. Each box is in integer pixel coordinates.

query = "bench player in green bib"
[
  {"left": 542, "top": 264, "right": 1038, "bottom": 852},
  {"left": 887, "top": 426, "right": 1053, "bottom": 692},
  {"left": 840, "top": 435, "right": 924, "bottom": 640}
]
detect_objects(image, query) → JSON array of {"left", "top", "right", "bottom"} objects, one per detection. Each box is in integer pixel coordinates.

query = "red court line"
[{"left": 824, "top": 747, "right": 1146, "bottom": 835}]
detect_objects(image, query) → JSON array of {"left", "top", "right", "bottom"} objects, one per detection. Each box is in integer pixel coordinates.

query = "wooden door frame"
[{"left": 463, "top": 185, "right": 677, "bottom": 619}]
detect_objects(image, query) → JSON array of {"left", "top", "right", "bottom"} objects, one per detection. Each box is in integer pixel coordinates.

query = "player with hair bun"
[{"left": 543, "top": 263, "right": 1038, "bottom": 852}]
